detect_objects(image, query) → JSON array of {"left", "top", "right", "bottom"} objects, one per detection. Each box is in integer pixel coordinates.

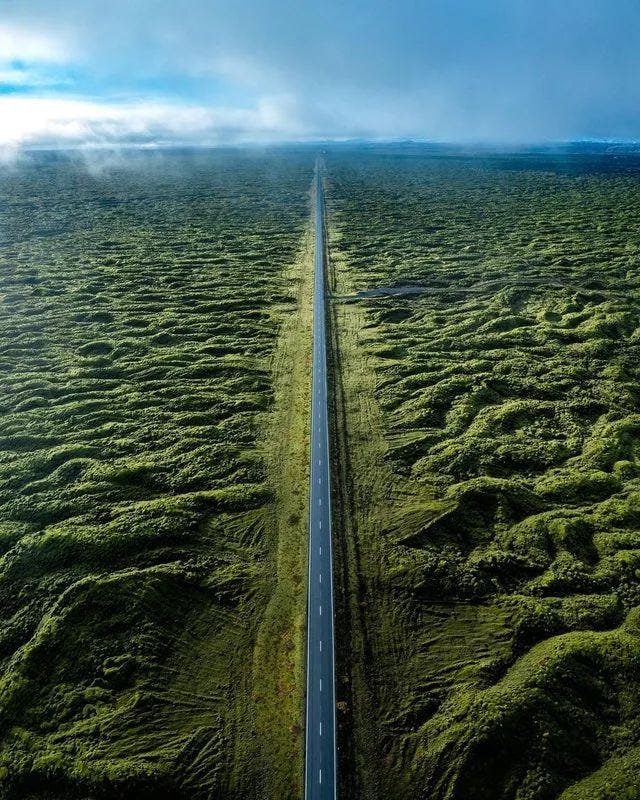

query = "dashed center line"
[{"left": 305, "top": 163, "right": 335, "bottom": 800}]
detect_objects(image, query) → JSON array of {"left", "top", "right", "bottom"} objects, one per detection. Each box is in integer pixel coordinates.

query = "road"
[{"left": 304, "top": 158, "right": 337, "bottom": 800}]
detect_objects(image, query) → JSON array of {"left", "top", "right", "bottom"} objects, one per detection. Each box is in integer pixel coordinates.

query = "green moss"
[
  {"left": 327, "top": 149, "right": 640, "bottom": 800},
  {"left": 0, "top": 150, "right": 314, "bottom": 798},
  {"left": 535, "top": 469, "right": 621, "bottom": 503}
]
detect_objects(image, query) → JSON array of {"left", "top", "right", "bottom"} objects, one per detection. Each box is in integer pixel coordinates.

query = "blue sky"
[{"left": 1, "top": 0, "right": 639, "bottom": 148}]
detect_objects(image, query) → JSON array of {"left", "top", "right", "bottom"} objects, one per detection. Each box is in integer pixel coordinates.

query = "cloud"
[
  {"left": 0, "top": 24, "right": 68, "bottom": 63},
  {"left": 1, "top": 0, "right": 640, "bottom": 145},
  {"left": 0, "top": 94, "right": 307, "bottom": 151}
]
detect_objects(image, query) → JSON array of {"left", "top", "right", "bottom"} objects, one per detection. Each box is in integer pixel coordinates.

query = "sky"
[{"left": 0, "top": 0, "right": 639, "bottom": 149}]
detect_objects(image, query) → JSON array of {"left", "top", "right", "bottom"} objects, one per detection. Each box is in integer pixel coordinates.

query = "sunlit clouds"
[{"left": 0, "top": 94, "right": 307, "bottom": 151}]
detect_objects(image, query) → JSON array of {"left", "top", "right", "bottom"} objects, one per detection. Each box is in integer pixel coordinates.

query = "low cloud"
[{"left": 0, "top": 94, "right": 308, "bottom": 153}]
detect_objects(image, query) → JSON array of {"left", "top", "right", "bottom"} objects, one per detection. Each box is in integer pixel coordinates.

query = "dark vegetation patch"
[{"left": 327, "top": 151, "right": 640, "bottom": 800}]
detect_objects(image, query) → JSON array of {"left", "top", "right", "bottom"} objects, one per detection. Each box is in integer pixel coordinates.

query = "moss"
[
  {"left": 535, "top": 470, "right": 621, "bottom": 503},
  {"left": 0, "top": 149, "right": 314, "bottom": 798},
  {"left": 327, "top": 149, "right": 640, "bottom": 800}
]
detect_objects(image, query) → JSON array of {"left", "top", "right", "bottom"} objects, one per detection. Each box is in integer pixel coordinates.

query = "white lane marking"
[
  {"left": 317, "top": 478, "right": 321, "bottom": 485},
  {"left": 318, "top": 459, "right": 322, "bottom": 466},
  {"left": 319, "top": 769, "right": 322, "bottom": 785},
  {"left": 319, "top": 497, "right": 322, "bottom": 506},
  {"left": 319, "top": 546, "right": 322, "bottom": 556},
  {"left": 320, "top": 640, "right": 322, "bottom": 652},
  {"left": 319, "top": 573, "right": 322, "bottom": 584},
  {"left": 319, "top": 520, "right": 322, "bottom": 529},
  {"left": 320, "top": 721, "right": 322, "bottom": 736},
  {"left": 320, "top": 678, "right": 322, "bottom": 692},
  {"left": 319, "top": 605, "right": 322, "bottom": 616}
]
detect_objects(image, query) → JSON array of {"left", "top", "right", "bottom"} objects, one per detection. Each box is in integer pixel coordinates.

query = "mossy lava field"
[
  {"left": 325, "top": 147, "right": 640, "bottom": 800},
  {"left": 0, "top": 149, "right": 314, "bottom": 800},
  {"left": 3, "top": 143, "right": 640, "bottom": 800}
]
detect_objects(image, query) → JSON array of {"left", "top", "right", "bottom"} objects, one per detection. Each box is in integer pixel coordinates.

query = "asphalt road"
[{"left": 304, "top": 159, "right": 337, "bottom": 800}]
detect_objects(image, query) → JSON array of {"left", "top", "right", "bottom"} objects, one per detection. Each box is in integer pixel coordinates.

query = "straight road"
[{"left": 304, "top": 159, "right": 337, "bottom": 800}]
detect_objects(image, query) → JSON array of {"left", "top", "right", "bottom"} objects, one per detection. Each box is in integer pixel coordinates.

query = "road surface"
[{"left": 304, "top": 159, "right": 337, "bottom": 800}]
